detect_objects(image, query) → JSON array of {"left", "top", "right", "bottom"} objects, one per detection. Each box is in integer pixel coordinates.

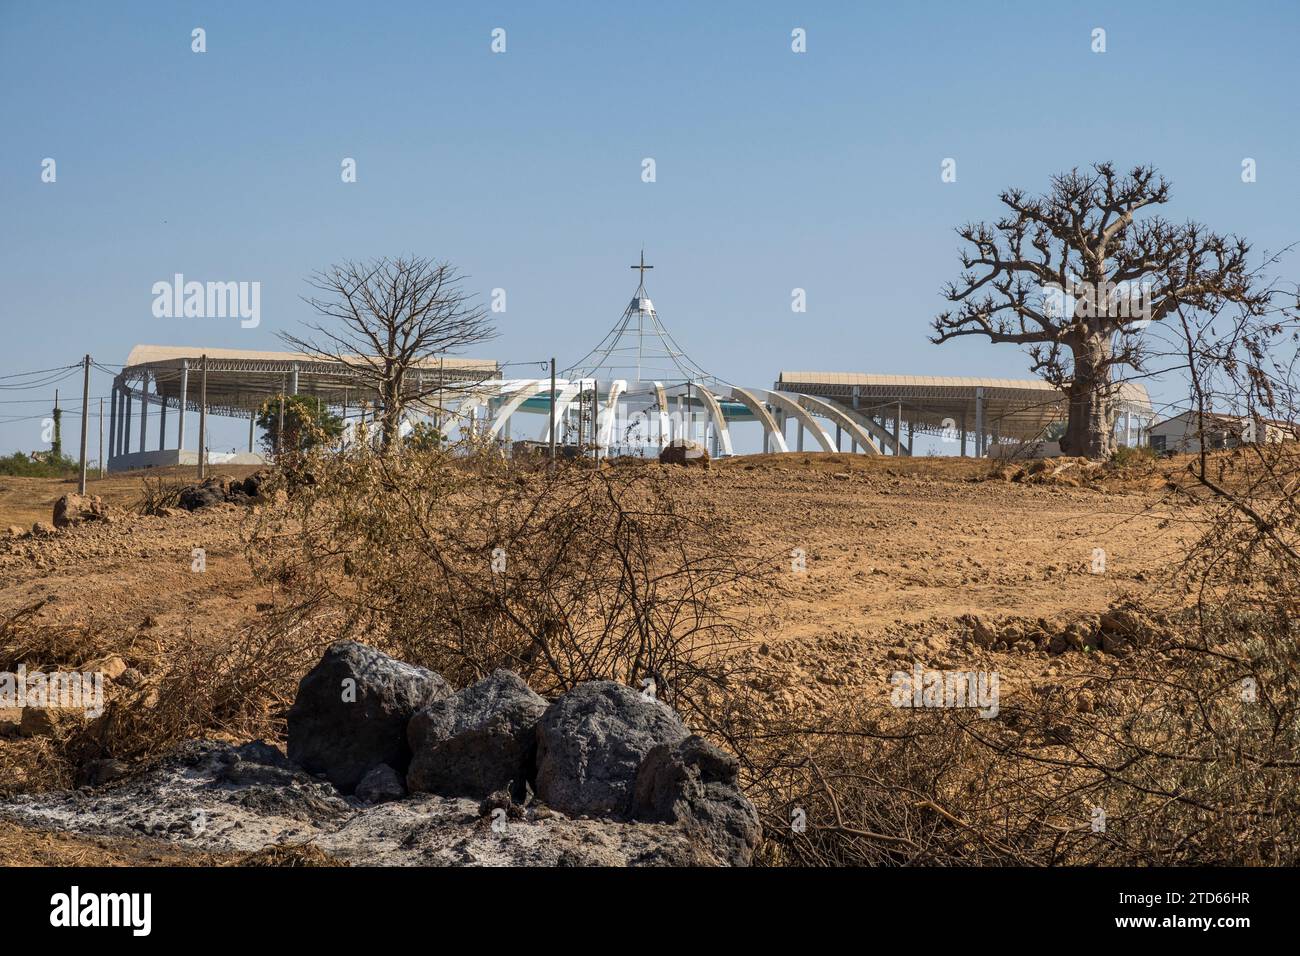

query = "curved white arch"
[
  {"left": 596, "top": 380, "right": 628, "bottom": 452},
  {"left": 653, "top": 381, "right": 670, "bottom": 444},
  {"left": 728, "top": 385, "right": 789, "bottom": 453},
  {"left": 791, "top": 393, "right": 882, "bottom": 455},
  {"left": 697, "top": 387, "right": 734, "bottom": 457},
  {"left": 542, "top": 380, "right": 585, "bottom": 443},
  {"left": 487, "top": 379, "right": 549, "bottom": 439},
  {"left": 834, "top": 403, "right": 902, "bottom": 454},
  {"left": 762, "top": 390, "right": 836, "bottom": 452}
]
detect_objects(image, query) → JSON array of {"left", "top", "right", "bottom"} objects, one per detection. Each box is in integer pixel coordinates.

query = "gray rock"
[
  {"left": 631, "top": 734, "right": 760, "bottom": 866},
  {"left": 407, "top": 669, "right": 547, "bottom": 800},
  {"left": 178, "top": 478, "right": 227, "bottom": 511},
  {"left": 356, "top": 764, "right": 406, "bottom": 804},
  {"left": 535, "top": 681, "right": 688, "bottom": 817},
  {"left": 286, "top": 641, "right": 451, "bottom": 793},
  {"left": 658, "top": 438, "right": 710, "bottom": 467}
]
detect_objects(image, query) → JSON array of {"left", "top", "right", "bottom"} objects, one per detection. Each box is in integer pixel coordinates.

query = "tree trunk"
[{"left": 1060, "top": 335, "right": 1114, "bottom": 459}]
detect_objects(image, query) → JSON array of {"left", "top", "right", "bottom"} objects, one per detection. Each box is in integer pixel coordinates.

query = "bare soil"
[{"left": 0, "top": 454, "right": 1194, "bottom": 864}]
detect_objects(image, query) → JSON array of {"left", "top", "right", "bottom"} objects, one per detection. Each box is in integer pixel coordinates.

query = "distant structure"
[
  {"left": 109, "top": 260, "right": 1157, "bottom": 470},
  {"left": 774, "top": 373, "right": 1153, "bottom": 457},
  {"left": 1147, "top": 410, "right": 1296, "bottom": 454},
  {"left": 107, "top": 345, "right": 498, "bottom": 472},
  {"left": 460, "top": 255, "right": 1152, "bottom": 459}
]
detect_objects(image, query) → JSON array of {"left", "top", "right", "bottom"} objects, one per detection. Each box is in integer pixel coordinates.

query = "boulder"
[
  {"left": 286, "top": 641, "right": 452, "bottom": 793},
  {"left": 407, "top": 669, "right": 547, "bottom": 800},
  {"left": 658, "top": 439, "right": 710, "bottom": 467},
  {"left": 52, "top": 493, "right": 111, "bottom": 528},
  {"left": 631, "top": 734, "right": 760, "bottom": 866},
  {"left": 30, "top": 521, "right": 57, "bottom": 537},
  {"left": 535, "top": 681, "right": 688, "bottom": 817},
  {"left": 178, "top": 478, "right": 228, "bottom": 511},
  {"left": 355, "top": 763, "right": 406, "bottom": 804}
]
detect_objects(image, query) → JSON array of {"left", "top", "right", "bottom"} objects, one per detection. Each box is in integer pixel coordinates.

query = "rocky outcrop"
[
  {"left": 4, "top": 645, "right": 761, "bottom": 865},
  {"left": 407, "top": 670, "right": 547, "bottom": 800},
  {"left": 631, "top": 735, "right": 761, "bottom": 866},
  {"left": 286, "top": 641, "right": 451, "bottom": 793},
  {"left": 52, "top": 493, "right": 111, "bottom": 528},
  {"left": 535, "top": 681, "right": 688, "bottom": 817},
  {"left": 658, "top": 438, "right": 709, "bottom": 467},
  {"left": 177, "top": 472, "right": 269, "bottom": 511}
]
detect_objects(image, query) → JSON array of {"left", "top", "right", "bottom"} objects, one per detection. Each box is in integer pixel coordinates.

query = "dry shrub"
[
  {"left": 732, "top": 603, "right": 1299, "bottom": 866},
  {"left": 245, "top": 445, "right": 774, "bottom": 726},
  {"left": 133, "top": 474, "right": 185, "bottom": 515},
  {"left": 0, "top": 599, "right": 336, "bottom": 794},
  {"left": 229, "top": 841, "right": 346, "bottom": 867}
]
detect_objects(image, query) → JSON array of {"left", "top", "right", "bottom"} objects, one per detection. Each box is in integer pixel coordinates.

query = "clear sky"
[{"left": 2, "top": 0, "right": 1297, "bottom": 457}]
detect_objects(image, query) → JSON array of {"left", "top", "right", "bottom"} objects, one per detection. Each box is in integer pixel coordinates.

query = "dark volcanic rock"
[
  {"left": 287, "top": 641, "right": 451, "bottom": 793},
  {"left": 356, "top": 764, "right": 406, "bottom": 804},
  {"left": 178, "top": 478, "right": 228, "bottom": 511},
  {"left": 407, "top": 669, "right": 547, "bottom": 800},
  {"left": 631, "top": 734, "right": 760, "bottom": 866},
  {"left": 535, "top": 681, "right": 688, "bottom": 817}
]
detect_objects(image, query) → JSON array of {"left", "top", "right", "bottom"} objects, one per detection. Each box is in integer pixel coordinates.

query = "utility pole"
[
  {"left": 197, "top": 354, "right": 208, "bottom": 479},
  {"left": 77, "top": 354, "right": 90, "bottom": 493},
  {"left": 98, "top": 397, "right": 105, "bottom": 478},
  {"left": 548, "top": 358, "right": 557, "bottom": 462},
  {"left": 52, "top": 389, "right": 62, "bottom": 460}
]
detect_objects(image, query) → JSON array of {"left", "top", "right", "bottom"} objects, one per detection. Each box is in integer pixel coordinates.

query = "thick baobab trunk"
[
  {"left": 380, "top": 374, "right": 403, "bottom": 451},
  {"left": 1060, "top": 335, "right": 1114, "bottom": 459}
]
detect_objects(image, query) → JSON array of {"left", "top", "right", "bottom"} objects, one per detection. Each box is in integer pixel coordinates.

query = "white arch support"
[
  {"left": 653, "top": 381, "right": 671, "bottom": 444},
  {"left": 834, "top": 403, "right": 902, "bottom": 454},
  {"left": 697, "top": 387, "right": 734, "bottom": 457},
  {"left": 792, "top": 393, "right": 882, "bottom": 455},
  {"left": 597, "top": 380, "right": 627, "bottom": 452},
  {"left": 760, "top": 389, "right": 836, "bottom": 452},
  {"left": 486, "top": 379, "right": 550, "bottom": 439},
  {"left": 542, "top": 380, "right": 585, "bottom": 443},
  {"left": 728, "top": 385, "right": 789, "bottom": 453}
]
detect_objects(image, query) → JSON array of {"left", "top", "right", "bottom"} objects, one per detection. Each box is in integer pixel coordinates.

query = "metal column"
[
  {"left": 177, "top": 359, "right": 189, "bottom": 451},
  {"left": 974, "top": 387, "right": 985, "bottom": 458},
  {"left": 108, "top": 384, "right": 119, "bottom": 468},
  {"left": 137, "top": 372, "right": 149, "bottom": 453}
]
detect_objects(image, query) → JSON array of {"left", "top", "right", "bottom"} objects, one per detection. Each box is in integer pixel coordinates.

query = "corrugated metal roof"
[
  {"left": 776, "top": 371, "right": 1151, "bottom": 407},
  {"left": 124, "top": 344, "right": 497, "bottom": 371}
]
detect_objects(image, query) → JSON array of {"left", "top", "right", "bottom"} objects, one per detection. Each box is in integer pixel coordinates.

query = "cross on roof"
[{"left": 630, "top": 249, "right": 653, "bottom": 285}]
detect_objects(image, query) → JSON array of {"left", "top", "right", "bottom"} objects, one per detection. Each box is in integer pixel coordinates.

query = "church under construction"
[{"left": 106, "top": 254, "right": 1153, "bottom": 472}]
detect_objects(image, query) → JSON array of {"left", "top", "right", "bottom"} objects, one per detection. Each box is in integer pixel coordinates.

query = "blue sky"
[{"left": 2, "top": 0, "right": 1298, "bottom": 456}]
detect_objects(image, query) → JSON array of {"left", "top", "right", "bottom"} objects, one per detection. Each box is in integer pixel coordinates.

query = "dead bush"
[{"left": 245, "top": 444, "right": 775, "bottom": 727}]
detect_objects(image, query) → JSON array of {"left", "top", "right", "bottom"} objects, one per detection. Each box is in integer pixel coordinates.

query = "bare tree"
[
  {"left": 932, "top": 163, "right": 1269, "bottom": 458},
  {"left": 281, "top": 256, "right": 497, "bottom": 449}
]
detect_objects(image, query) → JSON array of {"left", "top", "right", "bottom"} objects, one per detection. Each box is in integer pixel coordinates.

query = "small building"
[{"left": 1147, "top": 410, "right": 1296, "bottom": 454}]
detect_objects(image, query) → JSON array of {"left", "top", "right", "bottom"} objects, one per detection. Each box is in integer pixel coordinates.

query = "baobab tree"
[
  {"left": 281, "top": 256, "right": 497, "bottom": 450},
  {"left": 931, "top": 163, "right": 1269, "bottom": 458}
]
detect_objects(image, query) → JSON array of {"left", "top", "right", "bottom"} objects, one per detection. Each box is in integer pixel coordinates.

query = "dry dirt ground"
[{"left": 0, "top": 454, "right": 1192, "bottom": 864}]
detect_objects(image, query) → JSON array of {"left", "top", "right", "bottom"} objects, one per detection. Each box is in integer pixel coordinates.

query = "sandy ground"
[{"left": 0, "top": 454, "right": 1192, "bottom": 864}]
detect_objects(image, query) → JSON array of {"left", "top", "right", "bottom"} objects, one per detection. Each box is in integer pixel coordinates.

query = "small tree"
[
  {"left": 932, "top": 163, "right": 1270, "bottom": 458},
  {"left": 257, "top": 394, "right": 343, "bottom": 460},
  {"left": 281, "top": 256, "right": 497, "bottom": 451}
]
